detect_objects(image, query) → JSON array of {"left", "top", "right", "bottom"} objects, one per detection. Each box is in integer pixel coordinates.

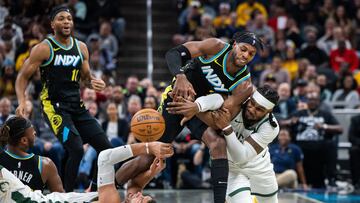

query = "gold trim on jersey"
[
  {"left": 158, "top": 85, "right": 173, "bottom": 114},
  {"left": 40, "top": 87, "right": 62, "bottom": 135}
]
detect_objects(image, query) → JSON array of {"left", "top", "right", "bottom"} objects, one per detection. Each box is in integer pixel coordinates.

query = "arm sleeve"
[
  {"left": 225, "top": 131, "right": 258, "bottom": 165},
  {"left": 195, "top": 93, "right": 224, "bottom": 112}
]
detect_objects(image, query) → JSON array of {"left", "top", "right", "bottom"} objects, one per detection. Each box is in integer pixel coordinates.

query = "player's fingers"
[{"left": 180, "top": 116, "right": 190, "bottom": 126}]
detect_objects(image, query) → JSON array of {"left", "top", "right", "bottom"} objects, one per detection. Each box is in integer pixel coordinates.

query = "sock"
[{"left": 211, "top": 159, "right": 228, "bottom": 203}]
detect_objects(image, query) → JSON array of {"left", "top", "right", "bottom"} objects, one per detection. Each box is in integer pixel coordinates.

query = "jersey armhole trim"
[
  {"left": 199, "top": 43, "right": 230, "bottom": 64},
  {"left": 75, "top": 39, "right": 84, "bottom": 62},
  {"left": 228, "top": 72, "right": 251, "bottom": 91},
  {"left": 38, "top": 156, "right": 43, "bottom": 174},
  {"left": 223, "top": 52, "right": 248, "bottom": 81},
  {"left": 40, "top": 39, "right": 54, "bottom": 67}
]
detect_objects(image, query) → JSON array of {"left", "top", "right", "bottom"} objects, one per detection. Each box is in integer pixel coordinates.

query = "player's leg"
[
  {"left": 226, "top": 168, "right": 252, "bottom": 203},
  {"left": 194, "top": 125, "right": 228, "bottom": 203},
  {"left": 115, "top": 87, "right": 183, "bottom": 185},
  {"left": 250, "top": 169, "right": 278, "bottom": 203}
]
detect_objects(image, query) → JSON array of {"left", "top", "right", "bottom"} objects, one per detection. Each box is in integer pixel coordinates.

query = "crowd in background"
[{"left": 1, "top": 0, "right": 360, "bottom": 194}]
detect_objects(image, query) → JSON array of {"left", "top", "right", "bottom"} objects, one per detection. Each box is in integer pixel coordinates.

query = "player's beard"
[
  {"left": 56, "top": 26, "right": 72, "bottom": 38},
  {"left": 231, "top": 51, "right": 247, "bottom": 69}
]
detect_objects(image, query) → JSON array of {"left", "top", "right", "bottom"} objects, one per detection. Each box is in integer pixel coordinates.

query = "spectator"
[
  {"left": 213, "top": 3, "right": 232, "bottom": 30},
  {"left": 330, "top": 40, "right": 359, "bottom": 74},
  {"left": 25, "top": 22, "right": 46, "bottom": 41},
  {"left": 15, "top": 39, "right": 39, "bottom": 72},
  {"left": 0, "top": 97, "right": 13, "bottom": 126},
  {"left": 333, "top": 5, "right": 352, "bottom": 36},
  {"left": 247, "top": 13, "right": 275, "bottom": 46},
  {"left": 292, "top": 79, "right": 308, "bottom": 107},
  {"left": 316, "top": 74, "right": 332, "bottom": 103},
  {"left": 299, "top": 26, "right": 328, "bottom": 67},
  {"left": 349, "top": 112, "right": 360, "bottom": 194},
  {"left": 281, "top": 91, "right": 343, "bottom": 189},
  {"left": 102, "top": 102, "right": 129, "bottom": 147},
  {"left": 282, "top": 43, "right": 299, "bottom": 80},
  {"left": 284, "top": 17, "right": 302, "bottom": 48},
  {"left": 331, "top": 74, "right": 360, "bottom": 109},
  {"left": 235, "top": 0, "right": 267, "bottom": 28},
  {"left": 259, "top": 55, "right": 290, "bottom": 87},
  {"left": 144, "top": 96, "right": 158, "bottom": 110},
  {"left": 123, "top": 75, "right": 146, "bottom": 102},
  {"left": 269, "top": 128, "right": 308, "bottom": 190},
  {"left": 87, "top": 35, "right": 115, "bottom": 73},
  {"left": 180, "top": 1, "right": 202, "bottom": 35},
  {"left": 273, "top": 83, "right": 296, "bottom": 121},
  {"left": 87, "top": 21, "right": 118, "bottom": 58},
  {"left": 82, "top": 88, "right": 97, "bottom": 103},
  {"left": 125, "top": 95, "right": 142, "bottom": 124},
  {"left": 111, "top": 85, "right": 126, "bottom": 119},
  {"left": 0, "top": 59, "right": 16, "bottom": 99}
]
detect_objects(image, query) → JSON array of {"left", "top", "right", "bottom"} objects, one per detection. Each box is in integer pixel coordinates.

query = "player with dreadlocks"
[
  {"left": 116, "top": 31, "right": 264, "bottom": 203},
  {"left": 168, "top": 85, "right": 280, "bottom": 202}
]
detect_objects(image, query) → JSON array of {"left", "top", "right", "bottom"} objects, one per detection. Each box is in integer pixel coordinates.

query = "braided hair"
[
  {"left": 0, "top": 117, "right": 32, "bottom": 148},
  {"left": 229, "top": 31, "right": 265, "bottom": 51},
  {"left": 257, "top": 85, "right": 279, "bottom": 128}
]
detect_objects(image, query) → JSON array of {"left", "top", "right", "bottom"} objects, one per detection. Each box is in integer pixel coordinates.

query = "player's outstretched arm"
[
  {"left": 78, "top": 41, "right": 106, "bottom": 92},
  {"left": 42, "top": 157, "right": 64, "bottom": 192},
  {"left": 15, "top": 42, "right": 49, "bottom": 117}
]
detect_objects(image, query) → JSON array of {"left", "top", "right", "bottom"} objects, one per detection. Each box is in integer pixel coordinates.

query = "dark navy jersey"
[
  {"left": 0, "top": 150, "right": 44, "bottom": 191},
  {"left": 40, "top": 36, "right": 83, "bottom": 103},
  {"left": 184, "top": 43, "right": 251, "bottom": 97}
]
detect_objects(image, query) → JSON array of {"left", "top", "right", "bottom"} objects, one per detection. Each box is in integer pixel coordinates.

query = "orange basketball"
[{"left": 130, "top": 108, "right": 165, "bottom": 142}]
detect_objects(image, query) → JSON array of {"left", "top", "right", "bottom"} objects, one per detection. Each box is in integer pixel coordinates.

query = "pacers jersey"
[
  {"left": 184, "top": 43, "right": 251, "bottom": 97},
  {"left": 0, "top": 150, "right": 44, "bottom": 191},
  {"left": 40, "top": 36, "right": 83, "bottom": 103}
]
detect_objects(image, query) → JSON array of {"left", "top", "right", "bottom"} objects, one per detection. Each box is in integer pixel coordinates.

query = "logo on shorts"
[
  {"left": 51, "top": 115, "right": 62, "bottom": 128},
  {"left": 0, "top": 180, "right": 10, "bottom": 193}
]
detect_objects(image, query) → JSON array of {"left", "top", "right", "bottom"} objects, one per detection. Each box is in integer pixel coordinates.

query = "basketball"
[{"left": 130, "top": 108, "right": 165, "bottom": 142}]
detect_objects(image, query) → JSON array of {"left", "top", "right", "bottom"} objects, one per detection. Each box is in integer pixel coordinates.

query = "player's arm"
[
  {"left": 125, "top": 158, "right": 165, "bottom": 200},
  {"left": 41, "top": 157, "right": 64, "bottom": 192},
  {"left": 15, "top": 42, "right": 49, "bottom": 117},
  {"left": 78, "top": 41, "right": 105, "bottom": 92},
  {"left": 165, "top": 38, "right": 225, "bottom": 100}
]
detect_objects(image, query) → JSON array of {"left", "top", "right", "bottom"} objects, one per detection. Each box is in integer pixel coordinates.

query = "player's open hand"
[
  {"left": 148, "top": 142, "right": 174, "bottom": 158},
  {"left": 171, "top": 74, "right": 196, "bottom": 101},
  {"left": 211, "top": 107, "right": 232, "bottom": 130},
  {"left": 90, "top": 78, "right": 106, "bottom": 92},
  {"left": 166, "top": 97, "right": 199, "bottom": 126},
  {"left": 149, "top": 158, "right": 166, "bottom": 176}
]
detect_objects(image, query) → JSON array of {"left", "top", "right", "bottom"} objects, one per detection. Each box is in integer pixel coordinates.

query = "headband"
[
  {"left": 237, "top": 33, "right": 263, "bottom": 51},
  {"left": 252, "top": 90, "right": 275, "bottom": 110},
  {"left": 50, "top": 6, "right": 71, "bottom": 21}
]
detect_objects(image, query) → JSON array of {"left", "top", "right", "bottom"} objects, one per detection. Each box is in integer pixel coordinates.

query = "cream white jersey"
[
  {"left": 229, "top": 110, "right": 279, "bottom": 175},
  {"left": 0, "top": 165, "right": 98, "bottom": 203}
]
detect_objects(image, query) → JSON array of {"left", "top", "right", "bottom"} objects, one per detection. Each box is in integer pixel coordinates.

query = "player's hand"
[
  {"left": 91, "top": 78, "right": 106, "bottom": 92},
  {"left": 149, "top": 158, "right": 166, "bottom": 176},
  {"left": 167, "top": 97, "right": 199, "bottom": 126},
  {"left": 15, "top": 102, "right": 26, "bottom": 117},
  {"left": 211, "top": 107, "right": 232, "bottom": 130},
  {"left": 171, "top": 74, "right": 196, "bottom": 101},
  {"left": 148, "top": 142, "right": 174, "bottom": 158}
]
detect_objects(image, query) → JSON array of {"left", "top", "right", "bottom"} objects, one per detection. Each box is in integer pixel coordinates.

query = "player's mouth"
[{"left": 63, "top": 26, "right": 71, "bottom": 32}]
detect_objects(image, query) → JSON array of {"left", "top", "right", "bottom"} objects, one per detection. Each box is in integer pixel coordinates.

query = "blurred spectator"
[
  {"left": 318, "top": 0, "right": 335, "bottom": 24},
  {"left": 293, "top": 58, "right": 310, "bottom": 86},
  {"left": 0, "top": 97, "right": 13, "bottom": 126},
  {"left": 259, "top": 55, "right": 290, "bottom": 87},
  {"left": 111, "top": 85, "right": 126, "bottom": 119},
  {"left": 0, "top": 59, "right": 16, "bottom": 99},
  {"left": 284, "top": 18, "right": 302, "bottom": 50},
  {"left": 123, "top": 75, "right": 146, "bottom": 102},
  {"left": 329, "top": 40, "right": 359, "bottom": 74},
  {"left": 125, "top": 95, "right": 142, "bottom": 124},
  {"left": 235, "top": 0, "right": 267, "bottom": 28},
  {"left": 267, "top": 4, "right": 287, "bottom": 33},
  {"left": 331, "top": 74, "right": 359, "bottom": 109},
  {"left": 82, "top": 88, "right": 97, "bottom": 103},
  {"left": 349, "top": 112, "right": 360, "bottom": 194},
  {"left": 15, "top": 39, "right": 39, "bottom": 72},
  {"left": 195, "top": 13, "right": 216, "bottom": 40},
  {"left": 333, "top": 5, "right": 352, "bottom": 36},
  {"left": 139, "top": 78, "right": 153, "bottom": 90},
  {"left": 299, "top": 26, "right": 328, "bottom": 67},
  {"left": 303, "top": 64, "right": 317, "bottom": 84},
  {"left": 0, "top": 1, "right": 9, "bottom": 25},
  {"left": 281, "top": 91, "right": 343, "bottom": 188},
  {"left": 273, "top": 83, "right": 296, "bottom": 121},
  {"left": 87, "top": 35, "right": 115, "bottom": 73},
  {"left": 282, "top": 43, "right": 299, "bottom": 80},
  {"left": 247, "top": 13, "right": 274, "bottom": 46},
  {"left": 87, "top": 21, "right": 118, "bottom": 58},
  {"left": 144, "top": 96, "right": 158, "bottom": 110},
  {"left": 0, "top": 16, "right": 23, "bottom": 54},
  {"left": 353, "top": 8, "right": 360, "bottom": 52},
  {"left": 67, "top": 0, "right": 87, "bottom": 21},
  {"left": 262, "top": 74, "right": 278, "bottom": 90},
  {"left": 25, "top": 22, "right": 46, "bottom": 41},
  {"left": 269, "top": 128, "right": 308, "bottom": 190},
  {"left": 213, "top": 3, "right": 231, "bottom": 30},
  {"left": 102, "top": 102, "right": 129, "bottom": 147},
  {"left": 316, "top": 74, "right": 332, "bottom": 103},
  {"left": 180, "top": 1, "right": 202, "bottom": 35},
  {"left": 292, "top": 79, "right": 308, "bottom": 105}
]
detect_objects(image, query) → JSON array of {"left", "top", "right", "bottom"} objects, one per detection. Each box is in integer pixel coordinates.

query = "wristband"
[{"left": 146, "top": 143, "right": 149, "bottom": 154}]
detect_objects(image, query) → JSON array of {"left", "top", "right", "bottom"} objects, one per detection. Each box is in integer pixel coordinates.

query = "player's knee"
[{"left": 208, "top": 136, "right": 227, "bottom": 158}]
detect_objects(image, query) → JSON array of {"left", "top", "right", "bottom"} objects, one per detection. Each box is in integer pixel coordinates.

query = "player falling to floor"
[
  {"left": 116, "top": 31, "right": 264, "bottom": 203},
  {"left": 0, "top": 116, "right": 64, "bottom": 192},
  {"left": 0, "top": 119, "right": 173, "bottom": 203},
  {"left": 15, "top": 6, "right": 112, "bottom": 191},
  {"left": 168, "top": 85, "right": 280, "bottom": 203}
]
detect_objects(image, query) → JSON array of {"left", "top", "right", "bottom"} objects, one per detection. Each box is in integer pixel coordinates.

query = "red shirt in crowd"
[{"left": 330, "top": 48, "right": 359, "bottom": 73}]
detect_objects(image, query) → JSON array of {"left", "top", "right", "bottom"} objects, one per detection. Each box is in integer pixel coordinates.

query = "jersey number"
[{"left": 71, "top": 69, "right": 79, "bottom": 81}]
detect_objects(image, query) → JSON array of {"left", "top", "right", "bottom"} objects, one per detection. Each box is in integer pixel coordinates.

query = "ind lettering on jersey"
[
  {"left": 11, "top": 170, "right": 33, "bottom": 184},
  {"left": 201, "top": 66, "right": 228, "bottom": 92},
  {"left": 54, "top": 55, "right": 81, "bottom": 67}
]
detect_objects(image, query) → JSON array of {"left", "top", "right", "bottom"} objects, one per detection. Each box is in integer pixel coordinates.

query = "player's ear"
[{"left": 50, "top": 21, "right": 55, "bottom": 30}]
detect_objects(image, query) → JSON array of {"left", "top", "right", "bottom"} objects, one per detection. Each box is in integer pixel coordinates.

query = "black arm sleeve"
[{"left": 165, "top": 45, "right": 192, "bottom": 76}]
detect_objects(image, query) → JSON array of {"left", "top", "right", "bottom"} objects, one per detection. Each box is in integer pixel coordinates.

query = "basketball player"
[
  {"left": 0, "top": 117, "right": 173, "bottom": 203},
  {"left": 0, "top": 117, "right": 64, "bottom": 192},
  {"left": 15, "top": 6, "right": 112, "bottom": 191},
  {"left": 116, "top": 31, "right": 263, "bottom": 203},
  {"left": 168, "top": 85, "right": 279, "bottom": 202}
]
